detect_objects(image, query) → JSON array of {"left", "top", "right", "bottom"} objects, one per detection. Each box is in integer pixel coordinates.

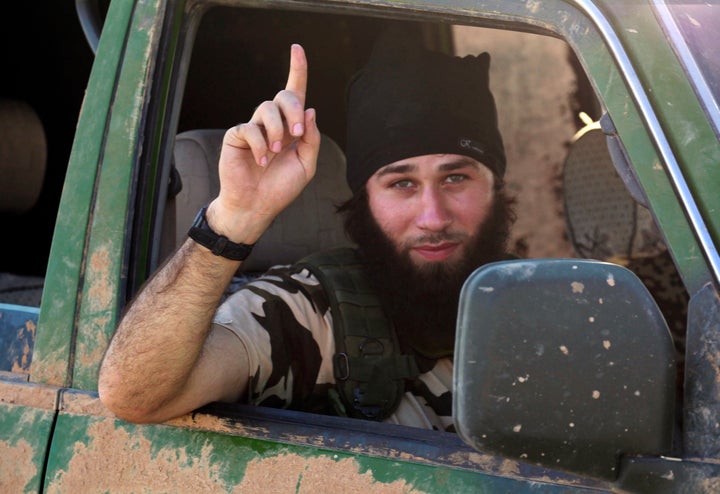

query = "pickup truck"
[{"left": 2, "top": 0, "right": 719, "bottom": 492}]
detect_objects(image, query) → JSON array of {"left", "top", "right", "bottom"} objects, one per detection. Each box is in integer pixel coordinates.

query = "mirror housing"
[{"left": 454, "top": 259, "right": 676, "bottom": 480}]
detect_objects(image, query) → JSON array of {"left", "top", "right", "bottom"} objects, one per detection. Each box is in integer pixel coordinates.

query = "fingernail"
[
  {"left": 260, "top": 155, "right": 268, "bottom": 166},
  {"left": 293, "top": 123, "right": 304, "bottom": 136},
  {"left": 271, "top": 141, "right": 282, "bottom": 153}
]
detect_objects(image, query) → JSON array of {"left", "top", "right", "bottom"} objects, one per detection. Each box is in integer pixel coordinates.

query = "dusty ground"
[{"left": 453, "top": 26, "right": 579, "bottom": 259}]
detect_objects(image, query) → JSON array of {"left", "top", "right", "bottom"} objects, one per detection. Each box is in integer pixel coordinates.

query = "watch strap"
[{"left": 188, "top": 207, "right": 254, "bottom": 261}]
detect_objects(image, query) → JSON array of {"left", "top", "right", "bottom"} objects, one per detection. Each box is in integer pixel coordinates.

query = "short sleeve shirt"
[{"left": 213, "top": 264, "right": 454, "bottom": 431}]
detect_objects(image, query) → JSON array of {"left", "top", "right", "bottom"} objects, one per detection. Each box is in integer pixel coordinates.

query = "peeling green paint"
[
  {"left": 44, "top": 413, "right": 597, "bottom": 493},
  {"left": 72, "top": 0, "right": 166, "bottom": 391},
  {"left": 0, "top": 403, "right": 56, "bottom": 493},
  {"left": 32, "top": 0, "right": 137, "bottom": 388}
]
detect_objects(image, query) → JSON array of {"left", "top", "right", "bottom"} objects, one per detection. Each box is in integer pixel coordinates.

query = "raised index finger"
[{"left": 285, "top": 44, "right": 308, "bottom": 107}]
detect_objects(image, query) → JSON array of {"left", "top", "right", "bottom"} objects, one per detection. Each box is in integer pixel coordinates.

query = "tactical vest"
[{"left": 296, "top": 247, "right": 420, "bottom": 421}]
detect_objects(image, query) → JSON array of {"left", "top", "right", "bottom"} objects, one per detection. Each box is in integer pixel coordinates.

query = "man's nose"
[{"left": 415, "top": 187, "right": 452, "bottom": 231}]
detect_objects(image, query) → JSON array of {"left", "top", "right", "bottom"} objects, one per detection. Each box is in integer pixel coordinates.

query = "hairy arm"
[
  {"left": 98, "top": 240, "right": 246, "bottom": 423},
  {"left": 98, "top": 45, "right": 320, "bottom": 423}
]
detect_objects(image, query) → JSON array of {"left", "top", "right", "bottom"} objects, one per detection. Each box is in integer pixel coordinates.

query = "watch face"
[
  {"left": 191, "top": 206, "right": 212, "bottom": 232},
  {"left": 193, "top": 208, "right": 207, "bottom": 229}
]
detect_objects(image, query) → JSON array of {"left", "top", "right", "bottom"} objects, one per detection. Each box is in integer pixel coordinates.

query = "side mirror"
[{"left": 454, "top": 259, "right": 676, "bottom": 480}]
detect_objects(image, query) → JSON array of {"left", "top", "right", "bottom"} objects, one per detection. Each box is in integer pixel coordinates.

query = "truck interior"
[{"left": 0, "top": 4, "right": 95, "bottom": 302}]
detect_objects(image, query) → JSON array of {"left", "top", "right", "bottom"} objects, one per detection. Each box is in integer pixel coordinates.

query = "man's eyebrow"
[
  {"left": 374, "top": 157, "right": 482, "bottom": 178},
  {"left": 374, "top": 163, "right": 417, "bottom": 177},
  {"left": 438, "top": 158, "right": 481, "bottom": 172}
]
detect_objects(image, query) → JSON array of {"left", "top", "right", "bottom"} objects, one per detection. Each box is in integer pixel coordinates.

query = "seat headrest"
[
  {"left": 0, "top": 99, "right": 46, "bottom": 213},
  {"left": 172, "top": 130, "right": 353, "bottom": 271},
  {"left": 563, "top": 119, "right": 665, "bottom": 261}
]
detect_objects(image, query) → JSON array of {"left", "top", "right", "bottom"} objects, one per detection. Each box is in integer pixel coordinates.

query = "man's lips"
[{"left": 411, "top": 242, "right": 460, "bottom": 261}]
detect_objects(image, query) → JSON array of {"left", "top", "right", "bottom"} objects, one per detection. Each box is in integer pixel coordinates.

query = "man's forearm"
[
  {"left": 98, "top": 239, "right": 240, "bottom": 421},
  {"left": 99, "top": 45, "right": 319, "bottom": 423}
]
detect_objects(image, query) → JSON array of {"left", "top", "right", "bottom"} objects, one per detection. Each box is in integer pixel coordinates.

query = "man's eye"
[
  {"left": 445, "top": 174, "right": 467, "bottom": 184},
  {"left": 391, "top": 179, "right": 414, "bottom": 189}
]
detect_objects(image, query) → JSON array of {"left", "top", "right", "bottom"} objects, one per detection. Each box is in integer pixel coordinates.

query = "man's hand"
[
  {"left": 99, "top": 45, "right": 320, "bottom": 424},
  {"left": 207, "top": 44, "right": 321, "bottom": 245}
]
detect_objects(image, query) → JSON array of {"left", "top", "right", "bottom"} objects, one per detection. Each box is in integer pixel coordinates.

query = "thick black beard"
[{"left": 339, "top": 186, "right": 514, "bottom": 361}]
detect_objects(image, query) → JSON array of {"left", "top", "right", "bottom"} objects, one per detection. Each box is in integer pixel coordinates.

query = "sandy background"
[{"left": 453, "top": 26, "right": 579, "bottom": 259}]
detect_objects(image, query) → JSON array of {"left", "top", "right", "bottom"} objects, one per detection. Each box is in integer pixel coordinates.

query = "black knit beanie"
[{"left": 345, "top": 27, "right": 506, "bottom": 194}]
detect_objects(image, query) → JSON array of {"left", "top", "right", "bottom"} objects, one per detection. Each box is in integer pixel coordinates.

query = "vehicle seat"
[
  {"left": 0, "top": 99, "right": 47, "bottom": 307},
  {"left": 0, "top": 99, "right": 46, "bottom": 213},
  {"left": 163, "top": 129, "right": 353, "bottom": 276},
  {"left": 563, "top": 114, "right": 688, "bottom": 382},
  {"left": 0, "top": 98, "right": 46, "bottom": 373}
]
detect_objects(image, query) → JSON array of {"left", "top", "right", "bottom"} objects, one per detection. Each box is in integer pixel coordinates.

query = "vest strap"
[{"left": 297, "top": 247, "right": 420, "bottom": 420}]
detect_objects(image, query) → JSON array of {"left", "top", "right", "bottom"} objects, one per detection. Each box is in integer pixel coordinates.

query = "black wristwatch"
[{"left": 188, "top": 206, "right": 254, "bottom": 261}]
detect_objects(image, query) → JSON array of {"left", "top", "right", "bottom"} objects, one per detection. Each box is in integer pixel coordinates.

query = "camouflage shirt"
[{"left": 213, "top": 264, "right": 454, "bottom": 431}]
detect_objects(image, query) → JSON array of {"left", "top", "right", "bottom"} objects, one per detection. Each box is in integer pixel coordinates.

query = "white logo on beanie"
[{"left": 459, "top": 138, "right": 486, "bottom": 155}]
